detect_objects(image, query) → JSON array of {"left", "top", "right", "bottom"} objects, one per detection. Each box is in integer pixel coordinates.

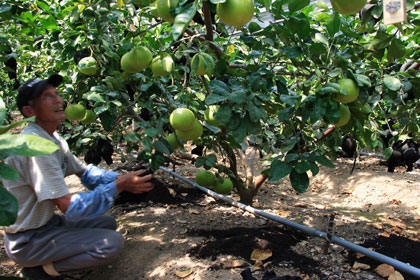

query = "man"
[{"left": 1, "top": 74, "right": 154, "bottom": 279}]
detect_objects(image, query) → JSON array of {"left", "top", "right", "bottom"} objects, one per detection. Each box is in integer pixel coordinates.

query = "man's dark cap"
[{"left": 17, "top": 74, "right": 63, "bottom": 113}]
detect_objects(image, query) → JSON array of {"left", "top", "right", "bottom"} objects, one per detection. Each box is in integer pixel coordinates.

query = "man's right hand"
[{"left": 114, "top": 170, "right": 154, "bottom": 194}]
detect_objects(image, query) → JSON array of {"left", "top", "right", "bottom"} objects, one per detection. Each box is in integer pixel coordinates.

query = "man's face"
[{"left": 29, "top": 85, "right": 65, "bottom": 122}]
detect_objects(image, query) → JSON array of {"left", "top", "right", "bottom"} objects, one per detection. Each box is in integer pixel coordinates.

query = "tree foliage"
[{"left": 1, "top": 0, "right": 419, "bottom": 205}]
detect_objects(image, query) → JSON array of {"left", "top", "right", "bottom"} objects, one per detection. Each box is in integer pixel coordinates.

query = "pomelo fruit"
[
  {"left": 195, "top": 170, "right": 216, "bottom": 187},
  {"left": 151, "top": 54, "right": 175, "bottom": 76},
  {"left": 335, "top": 104, "right": 351, "bottom": 127},
  {"left": 78, "top": 57, "right": 98, "bottom": 76},
  {"left": 169, "top": 108, "right": 196, "bottom": 131},
  {"left": 121, "top": 46, "right": 153, "bottom": 73},
  {"left": 214, "top": 177, "right": 233, "bottom": 194},
  {"left": 80, "top": 109, "right": 97, "bottom": 124},
  {"left": 175, "top": 120, "right": 203, "bottom": 141},
  {"left": 65, "top": 103, "right": 86, "bottom": 121},
  {"left": 216, "top": 0, "right": 254, "bottom": 27},
  {"left": 191, "top": 53, "right": 215, "bottom": 76},
  {"left": 335, "top": 78, "right": 359, "bottom": 104},
  {"left": 331, "top": 0, "right": 367, "bottom": 15}
]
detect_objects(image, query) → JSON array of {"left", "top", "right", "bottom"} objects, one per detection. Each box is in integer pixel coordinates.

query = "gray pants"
[{"left": 4, "top": 214, "right": 124, "bottom": 273}]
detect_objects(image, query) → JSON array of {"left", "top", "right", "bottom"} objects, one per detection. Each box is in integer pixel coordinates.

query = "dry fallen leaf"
[
  {"left": 356, "top": 252, "right": 365, "bottom": 259},
  {"left": 223, "top": 259, "right": 250, "bottom": 269},
  {"left": 252, "top": 260, "right": 264, "bottom": 271},
  {"left": 352, "top": 261, "right": 371, "bottom": 270},
  {"left": 388, "top": 270, "right": 404, "bottom": 280},
  {"left": 250, "top": 249, "right": 272, "bottom": 261},
  {"left": 374, "top": 264, "right": 395, "bottom": 277},
  {"left": 379, "top": 231, "right": 391, "bottom": 238},
  {"left": 168, "top": 188, "right": 177, "bottom": 197},
  {"left": 175, "top": 268, "right": 193, "bottom": 278},
  {"left": 188, "top": 209, "right": 200, "bottom": 215}
]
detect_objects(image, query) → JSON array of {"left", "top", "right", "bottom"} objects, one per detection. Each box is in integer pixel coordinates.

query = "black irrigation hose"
[{"left": 159, "top": 166, "right": 420, "bottom": 278}]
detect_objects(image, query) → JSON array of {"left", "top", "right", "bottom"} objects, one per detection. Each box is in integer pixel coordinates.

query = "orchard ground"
[{"left": 2, "top": 145, "right": 420, "bottom": 280}]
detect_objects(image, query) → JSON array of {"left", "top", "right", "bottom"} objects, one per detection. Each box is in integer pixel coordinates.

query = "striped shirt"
[{"left": 2, "top": 122, "right": 86, "bottom": 234}]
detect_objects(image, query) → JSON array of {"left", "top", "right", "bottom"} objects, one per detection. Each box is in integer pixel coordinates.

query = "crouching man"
[{"left": 1, "top": 74, "right": 154, "bottom": 279}]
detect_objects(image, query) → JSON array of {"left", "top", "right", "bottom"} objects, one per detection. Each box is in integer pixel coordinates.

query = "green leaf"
[
  {"left": 0, "top": 163, "right": 19, "bottom": 181},
  {"left": 205, "top": 94, "right": 228, "bottom": 104},
  {"left": 268, "top": 160, "right": 293, "bottom": 181},
  {"left": 285, "top": 153, "right": 299, "bottom": 162},
  {"left": 280, "top": 94, "right": 300, "bottom": 105},
  {"left": 228, "top": 89, "right": 248, "bottom": 104},
  {"left": 214, "top": 104, "right": 232, "bottom": 125},
  {"left": 289, "top": 169, "right": 309, "bottom": 193},
  {"left": 210, "top": 80, "right": 230, "bottom": 96},
  {"left": 281, "top": 137, "right": 297, "bottom": 153},
  {"left": 388, "top": 38, "right": 406, "bottom": 59},
  {"left": 86, "top": 92, "right": 105, "bottom": 103},
  {"left": 210, "top": 0, "right": 225, "bottom": 3},
  {"left": 384, "top": 147, "right": 393, "bottom": 160},
  {"left": 248, "top": 102, "right": 267, "bottom": 122},
  {"left": 0, "top": 98, "right": 5, "bottom": 126},
  {"left": 0, "top": 134, "right": 58, "bottom": 159},
  {"left": 327, "top": 11, "right": 340, "bottom": 36},
  {"left": 278, "top": 46, "right": 303, "bottom": 58},
  {"left": 100, "top": 111, "right": 115, "bottom": 132},
  {"left": 141, "top": 137, "right": 153, "bottom": 152},
  {"left": 278, "top": 107, "right": 294, "bottom": 122},
  {"left": 144, "top": 128, "right": 160, "bottom": 138},
  {"left": 0, "top": 186, "right": 18, "bottom": 226},
  {"left": 295, "top": 160, "right": 311, "bottom": 174},
  {"left": 315, "top": 155, "right": 335, "bottom": 168},
  {"left": 383, "top": 75, "right": 402, "bottom": 91},
  {"left": 231, "top": 118, "right": 248, "bottom": 143},
  {"left": 172, "top": 1, "right": 198, "bottom": 41},
  {"left": 288, "top": 0, "right": 310, "bottom": 13},
  {"left": 0, "top": 117, "right": 35, "bottom": 134},
  {"left": 310, "top": 162, "right": 319, "bottom": 176},
  {"left": 153, "top": 140, "right": 170, "bottom": 155}
]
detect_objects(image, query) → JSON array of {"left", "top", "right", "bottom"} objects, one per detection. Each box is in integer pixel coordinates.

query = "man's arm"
[
  {"left": 51, "top": 170, "right": 153, "bottom": 217},
  {"left": 78, "top": 164, "right": 120, "bottom": 189}
]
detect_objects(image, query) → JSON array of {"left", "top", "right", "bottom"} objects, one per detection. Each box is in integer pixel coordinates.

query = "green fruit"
[
  {"left": 151, "top": 54, "right": 175, "bottom": 76},
  {"left": 78, "top": 57, "right": 98, "bottom": 76},
  {"left": 121, "top": 46, "right": 153, "bottom": 73},
  {"left": 80, "top": 109, "right": 97, "bottom": 124},
  {"left": 175, "top": 120, "right": 203, "bottom": 141},
  {"left": 248, "top": 21, "right": 261, "bottom": 33},
  {"left": 204, "top": 105, "right": 219, "bottom": 126},
  {"left": 169, "top": 108, "right": 196, "bottom": 131},
  {"left": 166, "top": 133, "right": 182, "bottom": 150},
  {"left": 191, "top": 53, "right": 215, "bottom": 76},
  {"left": 195, "top": 170, "right": 216, "bottom": 187},
  {"left": 214, "top": 177, "right": 233, "bottom": 194},
  {"left": 335, "top": 104, "right": 351, "bottom": 127},
  {"left": 65, "top": 103, "right": 86, "bottom": 121},
  {"left": 156, "top": 0, "right": 179, "bottom": 23},
  {"left": 216, "top": 0, "right": 254, "bottom": 27},
  {"left": 335, "top": 78, "right": 359, "bottom": 104},
  {"left": 331, "top": 0, "right": 367, "bottom": 14}
]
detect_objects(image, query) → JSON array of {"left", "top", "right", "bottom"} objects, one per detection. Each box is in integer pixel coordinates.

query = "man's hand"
[{"left": 114, "top": 169, "right": 154, "bottom": 194}]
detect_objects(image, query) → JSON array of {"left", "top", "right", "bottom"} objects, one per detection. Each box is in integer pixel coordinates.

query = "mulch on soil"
[
  {"left": 187, "top": 226, "right": 321, "bottom": 277},
  {"left": 349, "top": 234, "right": 420, "bottom": 280}
]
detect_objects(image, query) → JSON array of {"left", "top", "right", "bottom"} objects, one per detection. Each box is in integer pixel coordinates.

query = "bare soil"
[{"left": 2, "top": 150, "right": 420, "bottom": 280}]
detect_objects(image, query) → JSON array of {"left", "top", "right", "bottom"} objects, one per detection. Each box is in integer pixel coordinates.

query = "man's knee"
[{"left": 102, "top": 230, "right": 124, "bottom": 260}]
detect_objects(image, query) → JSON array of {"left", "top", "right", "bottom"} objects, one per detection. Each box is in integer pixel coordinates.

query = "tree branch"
[{"left": 202, "top": 1, "right": 214, "bottom": 41}]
